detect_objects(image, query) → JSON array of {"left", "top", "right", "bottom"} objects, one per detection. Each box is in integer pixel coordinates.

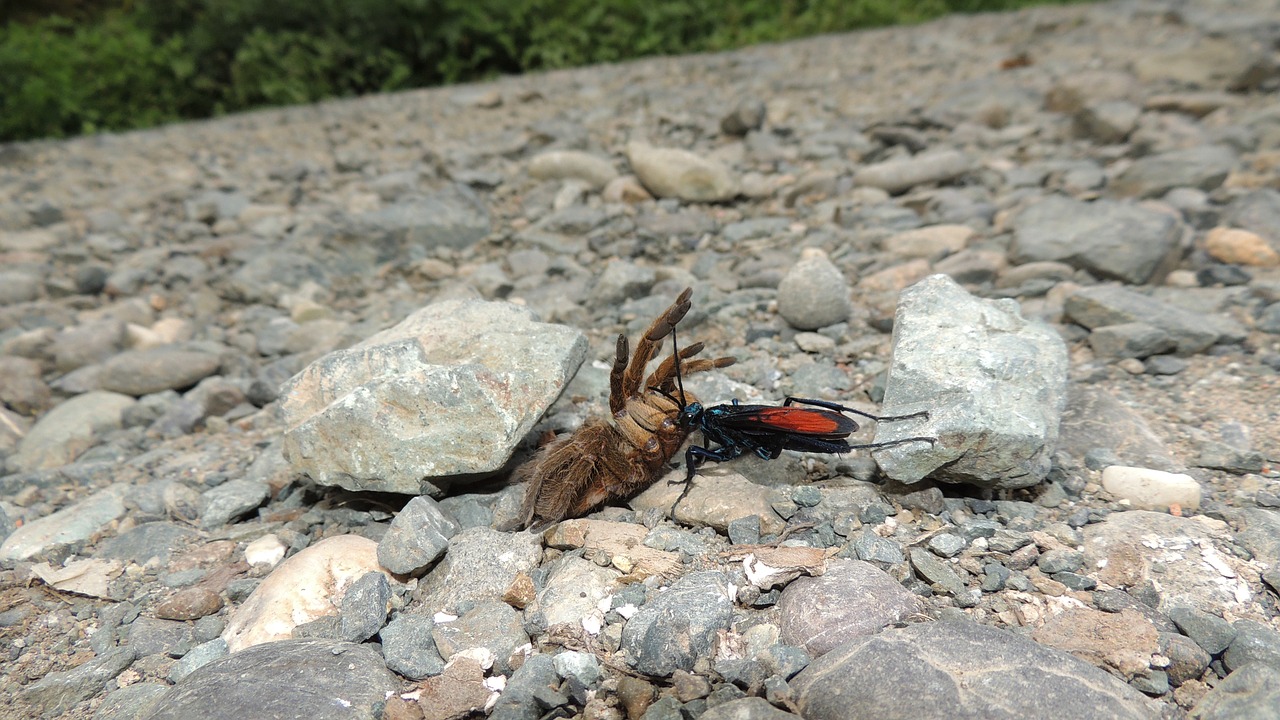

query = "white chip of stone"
[{"left": 244, "top": 534, "right": 287, "bottom": 567}]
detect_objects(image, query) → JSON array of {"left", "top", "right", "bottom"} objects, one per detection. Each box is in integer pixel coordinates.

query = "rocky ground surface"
[{"left": 3, "top": 0, "right": 1280, "bottom": 718}]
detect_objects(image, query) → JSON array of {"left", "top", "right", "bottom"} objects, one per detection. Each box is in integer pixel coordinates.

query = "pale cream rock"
[{"left": 222, "top": 534, "right": 397, "bottom": 651}]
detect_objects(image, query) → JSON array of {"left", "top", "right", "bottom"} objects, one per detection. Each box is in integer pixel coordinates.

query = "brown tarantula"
[{"left": 515, "top": 287, "right": 734, "bottom": 530}]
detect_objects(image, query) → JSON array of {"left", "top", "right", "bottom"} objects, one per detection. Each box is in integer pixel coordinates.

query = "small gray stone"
[
  {"left": 909, "top": 548, "right": 967, "bottom": 596},
  {"left": 0, "top": 487, "right": 126, "bottom": 561},
  {"left": 1089, "top": 323, "right": 1176, "bottom": 360},
  {"left": 721, "top": 101, "right": 766, "bottom": 136},
  {"left": 489, "top": 654, "right": 558, "bottom": 720},
  {"left": 1065, "top": 285, "right": 1237, "bottom": 356},
  {"left": 625, "top": 142, "right": 739, "bottom": 202},
  {"left": 849, "top": 532, "right": 905, "bottom": 565},
  {"left": 589, "top": 260, "right": 657, "bottom": 306},
  {"left": 853, "top": 150, "right": 975, "bottom": 195},
  {"left": 777, "top": 249, "right": 849, "bottom": 330},
  {"left": 927, "top": 533, "right": 967, "bottom": 558},
  {"left": 411, "top": 527, "right": 542, "bottom": 614},
  {"left": 340, "top": 571, "right": 391, "bottom": 643},
  {"left": 1224, "top": 620, "right": 1280, "bottom": 673},
  {"left": 377, "top": 496, "right": 458, "bottom": 574},
  {"left": 1110, "top": 145, "right": 1237, "bottom": 198},
  {"left": 98, "top": 348, "right": 222, "bottom": 396},
  {"left": 12, "top": 391, "right": 136, "bottom": 472},
  {"left": 432, "top": 601, "right": 528, "bottom": 675},
  {"left": 1037, "top": 549, "right": 1084, "bottom": 574},
  {"left": 622, "top": 571, "right": 734, "bottom": 676},
  {"left": 351, "top": 183, "right": 490, "bottom": 250},
  {"left": 380, "top": 613, "right": 446, "bottom": 680},
  {"left": 94, "top": 682, "right": 169, "bottom": 720},
  {"left": 1160, "top": 633, "right": 1210, "bottom": 687},
  {"left": 169, "top": 638, "right": 229, "bottom": 683},
  {"left": 553, "top": 650, "right": 603, "bottom": 689},
  {"left": 200, "top": 479, "right": 269, "bottom": 528}
]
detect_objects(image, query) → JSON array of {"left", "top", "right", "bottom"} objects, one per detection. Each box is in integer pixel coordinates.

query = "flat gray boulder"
[{"left": 281, "top": 299, "right": 586, "bottom": 494}]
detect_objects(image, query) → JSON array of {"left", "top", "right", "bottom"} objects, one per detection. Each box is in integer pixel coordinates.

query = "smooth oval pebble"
[
  {"left": 155, "top": 587, "right": 224, "bottom": 621},
  {"left": 1101, "top": 465, "right": 1202, "bottom": 511}
]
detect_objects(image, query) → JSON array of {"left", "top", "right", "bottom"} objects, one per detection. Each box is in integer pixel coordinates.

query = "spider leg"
[
  {"left": 609, "top": 334, "right": 629, "bottom": 415},
  {"left": 621, "top": 287, "right": 692, "bottom": 398}
]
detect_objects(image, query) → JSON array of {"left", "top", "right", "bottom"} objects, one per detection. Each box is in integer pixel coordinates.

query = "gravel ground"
[{"left": 2, "top": 0, "right": 1280, "bottom": 718}]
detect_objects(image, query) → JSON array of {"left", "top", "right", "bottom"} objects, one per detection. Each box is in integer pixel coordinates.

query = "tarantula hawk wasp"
[{"left": 660, "top": 326, "right": 936, "bottom": 510}]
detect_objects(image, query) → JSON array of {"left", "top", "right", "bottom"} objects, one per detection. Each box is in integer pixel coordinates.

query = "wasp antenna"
[{"left": 671, "top": 326, "right": 688, "bottom": 410}]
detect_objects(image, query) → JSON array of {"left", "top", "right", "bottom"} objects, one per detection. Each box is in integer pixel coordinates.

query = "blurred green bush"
[{"left": 0, "top": 0, "right": 1077, "bottom": 142}]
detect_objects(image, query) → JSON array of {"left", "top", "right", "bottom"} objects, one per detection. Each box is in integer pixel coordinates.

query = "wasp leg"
[
  {"left": 846, "top": 437, "right": 937, "bottom": 451},
  {"left": 670, "top": 444, "right": 741, "bottom": 518},
  {"left": 781, "top": 396, "right": 930, "bottom": 423}
]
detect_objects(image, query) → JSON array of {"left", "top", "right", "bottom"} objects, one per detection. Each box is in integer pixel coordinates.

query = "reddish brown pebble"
[{"left": 154, "top": 587, "right": 224, "bottom": 620}]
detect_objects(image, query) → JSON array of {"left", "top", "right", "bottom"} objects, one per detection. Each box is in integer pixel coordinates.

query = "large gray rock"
[
  {"left": 1082, "top": 511, "right": 1253, "bottom": 617},
  {"left": 280, "top": 299, "right": 586, "bottom": 494},
  {"left": 21, "top": 647, "right": 135, "bottom": 717},
  {"left": 1063, "top": 285, "right": 1234, "bottom": 355},
  {"left": 791, "top": 621, "right": 1156, "bottom": 720},
  {"left": 873, "top": 275, "right": 1068, "bottom": 489},
  {"left": 143, "top": 639, "right": 397, "bottom": 720},
  {"left": 1009, "top": 195, "right": 1182, "bottom": 285},
  {"left": 777, "top": 559, "right": 924, "bottom": 656},
  {"left": 377, "top": 496, "right": 458, "bottom": 575},
  {"left": 621, "top": 571, "right": 734, "bottom": 677},
  {"left": 1057, "top": 386, "right": 1179, "bottom": 471}
]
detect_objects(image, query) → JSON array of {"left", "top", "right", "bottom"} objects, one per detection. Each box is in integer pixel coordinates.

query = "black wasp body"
[{"left": 676, "top": 396, "right": 933, "bottom": 482}]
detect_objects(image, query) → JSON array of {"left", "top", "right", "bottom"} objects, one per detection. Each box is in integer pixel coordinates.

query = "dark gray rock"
[
  {"left": 909, "top": 548, "right": 967, "bottom": 597},
  {"left": 432, "top": 601, "right": 529, "bottom": 675},
  {"left": 1235, "top": 509, "right": 1280, "bottom": 567},
  {"left": 849, "top": 531, "right": 905, "bottom": 565},
  {"left": 721, "top": 101, "right": 767, "bottom": 137},
  {"left": 873, "top": 275, "right": 1068, "bottom": 489},
  {"left": 791, "top": 621, "right": 1155, "bottom": 720},
  {"left": 1196, "top": 440, "right": 1266, "bottom": 474},
  {"left": 411, "top": 527, "right": 541, "bottom": 614},
  {"left": 1064, "top": 285, "right": 1234, "bottom": 356},
  {"left": 21, "top": 646, "right": 135, "bottom": 717},
  {"left": 1191, "top": 663, "right": 1280, "bottom": 720},
  {"left": 622, "top": 571, "right": 734, "bottom": 676},
  {"left": 1224, "top": 620, "right": 1280, "bottom": 673},
  {"left": 339, "top": 571, "right": 391, "bottom": 643},
  {"left": 1058, "top": 386, "right": 1179, "bottom": 472},
  {"left": 553, "top": 650, "right": 603, "bottom": 689},
  {"left": 1088, "top": 323, "right": 1177, "bottom": 360},
  {"left": 1110, "top": 145, "right": 1237, "bottom": 198},
  {"left": 489, "top": 653, "right": 558, "bottom": 720},
  {"left": 701, "top": 696, "right": 802, "bottom": 720},
  {"left": 380, "top": 613, "right": 446, "bottom": 680},
  {"left": 1010, "top": 195, "right": 1182, "bottom": 284},
  {"left": 95, "top": 522, "right": 200, "bottom": 565},
  {"left": 377, "top": 496, "right": 458, "bottom": 575},
  {"left": 778, "top": 559, "right": 924, "bottom": 656},
  {"left": 95, "top": 682, "right": 169, "bottom": 720},
  {"left": 1037, "top": 549, "right": 1084, "bottom": 574},
  {"left": 168, "top": 638, "right": 229, "bottom": 683},
  {"left": 144, "top": 639, "right": 397, "bottom": 720},
  {"left": 199, "top": 478, "right": 269, "bottom": 528},
  {"left": 127, "top": 616, "right": 195, "bottom": 658}
]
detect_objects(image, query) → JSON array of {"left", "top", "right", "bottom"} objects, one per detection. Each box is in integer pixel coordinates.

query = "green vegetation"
[{"left": 1, "top": 0, "right": 1082, "bottom": 142}]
